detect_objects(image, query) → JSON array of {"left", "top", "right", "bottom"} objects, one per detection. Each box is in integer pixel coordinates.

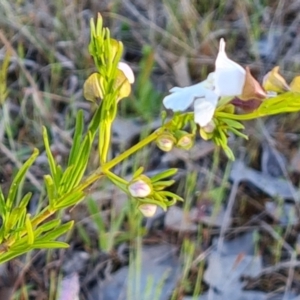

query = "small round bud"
[
  {"left": 156, "top": 133, "right": 176, "bottom": 152},
  {"left": 128, "top": 176, "right": 152, "bottom": 198},
  {"left": 175, "top": 131, "right": 195, "bottom": 150},
  {"left": 202, "top": 120, "right": 215, "bottom": 133},
  {"left": 138, "top": 204, "right": 157, "bottom": 217}
]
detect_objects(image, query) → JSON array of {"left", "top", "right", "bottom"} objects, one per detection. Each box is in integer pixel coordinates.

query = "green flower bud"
[
  {"left": 156, "top": 133, "right": 176, "bottom": 152},
  {"left": 174, "top": 131, "right": 195, "bottom": 150}
]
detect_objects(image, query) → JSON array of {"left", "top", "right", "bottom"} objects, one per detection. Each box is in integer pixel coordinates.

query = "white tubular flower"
[
  {"left": 118, "top": 62, "right": 135, "bottom": 84},
  {"left": 163, "top": 39, "right": 246, "bottom": 127},
  {"left": 214, "top": 38, "right": 246, "bottom": 97}
]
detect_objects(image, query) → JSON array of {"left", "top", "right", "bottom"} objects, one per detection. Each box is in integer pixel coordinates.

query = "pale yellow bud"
[
  {"left": 156, "top": 133, "right": 176, "bottom": 152},
  {"left": 128, "top": 178, "right": 152, "bottom": 198},
  {"left": 139, "top": 204, "right": 157, "bottom": 217}
]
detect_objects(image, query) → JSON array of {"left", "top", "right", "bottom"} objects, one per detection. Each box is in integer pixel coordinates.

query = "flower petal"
[
  {"left": 194, "top": 90, "right": 218, "bottom": 127},
  {"left": 240, "top": 66, "right": 267, "bottom": 101},
  {"left": 115, "top": 69, "right": 131, "bottom": 101},
  {"left": 118, "top": 62, "right": 135, "bottom": 84},
  {"left": 214, "top": 39, "right": 246, "bottom": 97},
  {"left": 83, "top": 73, "right": 104, "bottom": 102},
  {"left": 163, "top": 82, "right": 208, "bottom": 112}
]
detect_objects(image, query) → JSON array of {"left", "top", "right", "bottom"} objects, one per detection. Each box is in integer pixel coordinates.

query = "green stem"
[
  {"left": 102, "top": 127, "right": 165, "bottom": 171},
  {"left": 106, "top": 170, "right": 128, "bottom": 185},
  {"left": 100, "top": 118, "right": 112, "bottom": 164},
  {"left": 215, "top": 111, "right": 261, "bottom": 120}
]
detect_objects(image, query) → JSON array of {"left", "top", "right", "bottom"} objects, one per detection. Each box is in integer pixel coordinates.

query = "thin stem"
[
  {"left": 106, "top": 170, "right": 128, "bottom": 185},
  {"left": 102, "top": 127, "right": 165, "bottom": 171},
  {"left": 215, "top": 111, "right": 260, "bottom": 120}
]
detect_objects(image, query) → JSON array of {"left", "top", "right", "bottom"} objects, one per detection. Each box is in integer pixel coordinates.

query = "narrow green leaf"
[
  {"left": 213, "top": 136, "right": 221, "bottom": 147},
  {"left": 68, "top": 110, "right": 84, "bottom": 167},
  {"left": 220, "top": 118, "right": 245, "bottom": 129},
  {"left": 0, "top": 187, "right": 7, "bottom": 218},
  {"left": 223, "top": 146, "right": 235, "bottom": 160},
  {"left": 34, "top": 219, "right": 61, "bottom": 238},
  {"left": 9, "top": 236, "right": 31, "bottom": 251},
  {"left": 19, "top": 192, "right": 32, "bottom": 209},
  {"left": 132, "top": 167, "right": 144, "bottom": 180},
  {"left": 65, "top": 133, "right": 92, "bottom": 192},
  {"left": 44, "top": 175, "right": 56, "bottom": 208},
  {"left": 37, "top": 221, "right": 74, "bottom": 242},
  {"left": 95, "top": 13, "right": 103, "bottom": 36},
  {"left": 228, "top": 127, "right": 249, "bottom": 140},
  {"left": 43, "top": 127, "right": 59, "bottom": 188},
  {"left": 25, "top": 214, "right": 34, "bottom": 245},
  {"left": 150, "top": 169, "right": 178, "bottom": 183},
  {"left": 6, "top": 149, "right": 39, "bottom": 213},
  {"left": 0, "top": 248, "right": 31, "bottom": 265},
  {"left": 54, "top": 191, "right": 85, "bottom": 209},
  {"left": 31, "top": 241, "right": 69, "bottom": 249},
  {"left": 57, "top": 165, "right": 75, "bottom": 195},
  {"left": 151, "top": 192, "right": 165, "bottom": 202},
  {"left": 216, "top": 129, "right": 227, "bottom": 148},
  {"left": 159, "top": 191, "right": 184, "bottom": 201},
  {"left": 152, "top": 180, "right": 175, "bottom": 189},
  {"left": 137, "top": 197, "right": 166, "bottom": 208},
  {"left": 165, "top": 198, "right": 177, "bottom": 206},
  {"left": 5, "top": 207, "right": 23, "bottom": 234}
]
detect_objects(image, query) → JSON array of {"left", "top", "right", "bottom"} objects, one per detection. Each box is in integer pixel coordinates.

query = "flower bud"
[
  {"left": 202, "top": 120, "right": 215, "bottom": 133},
  {"left": 156, "top": 133, "right": 176, "bottom": 152},
  {"left": 262, "top": 66, "right": 290, "bottom": 93},
  {"left": 128, "top": 175, "right": 152, "bottom": 198},
  {"left": 175, "top": 131, "right": 194, "bottom": 150},
  {"left": 199, "top": 126, "right": 214, "bottom": 141},
  {"left": 290, "top": 76, "right": 300, "bottom": 93},
  {"left": 138, "top": 203, "right": 157, "bottom": 217}
]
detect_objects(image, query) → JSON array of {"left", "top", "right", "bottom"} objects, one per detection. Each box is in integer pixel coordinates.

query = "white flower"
[
  {"left": 118, "top": 62, "right": 135, "bottom": 84},
  {"left": 163, "top": 39, "right": 246, "bottom": 127}
]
